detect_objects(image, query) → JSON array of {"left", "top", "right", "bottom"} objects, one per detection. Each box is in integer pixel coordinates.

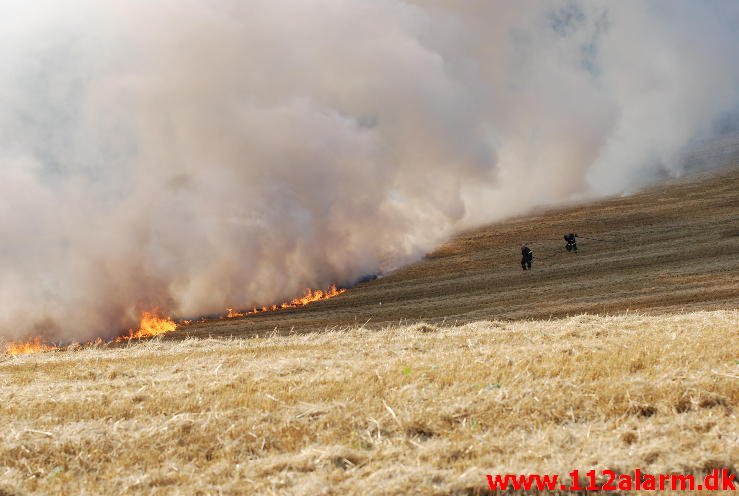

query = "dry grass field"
[
  {"left": 179, "top": 167, "right": 739, "bottom": 339},
  {"left": 1, "top": 311, "right": 737, "bottom": 495},
  {"left": 1, "top": 167, "right": 738, "bottom": 495}
]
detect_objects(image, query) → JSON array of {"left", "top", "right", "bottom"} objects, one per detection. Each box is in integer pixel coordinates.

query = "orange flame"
[
  {"left": 227, "top": 285, "right": 347, "bottom": 318},
  {"left": 115, "top": 310, "right": 178, "bottom": 342},
  {"left": 3, "top": 286, "right": 343, "bottom": 355},
  {"left": 5, "top": 336, "right": 59, "bottom": 356},
  {"left": 3, "top": 310, "right": 177, "bottom": 355}
]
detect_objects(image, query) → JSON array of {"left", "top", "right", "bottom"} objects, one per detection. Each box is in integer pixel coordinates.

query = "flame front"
[
  {"left": 4, "top": 286, "right": 344, "bottom": 354},
  {"left": 5, "top": 336, "right": 59, "bottom": 356},
  {"left": 115, "top": 310, "right": 178, "bottom": 342},
  {"left": 227, "top": 284, "right": 347, "bottom": 318}
]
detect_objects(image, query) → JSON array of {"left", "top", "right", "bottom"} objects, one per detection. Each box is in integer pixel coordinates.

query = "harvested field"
[
  {"left": 178, "top": 167, "right": 739, "bottom": 339},
  {"left": 1, "top": 311, "right": 737, "bottom": 495},
  {"left": 1, "top": 168, "right": 737, "bottom": 495}
]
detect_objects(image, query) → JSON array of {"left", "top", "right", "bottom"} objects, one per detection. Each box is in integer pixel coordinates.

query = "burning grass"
[
  {"left": 3, "top": 285, "right": 347, "bottom": 355},
  {"left": 2, "top": 310, "right": 178, "bottom": 356},
  {"left": 226, "top": 285, "right": 347, "bottom": 318},
  {"left": 114, "top": 310, "right": 178, "bottom": 342},
  {"left": 0, "top": 310, "right": 736, "bottom": 495},
  {"left": 4, "top": 337, "right": 59, "bottom": 356}
]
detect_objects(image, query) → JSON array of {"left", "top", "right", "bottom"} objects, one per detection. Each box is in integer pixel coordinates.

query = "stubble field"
[
  {"left": 1, "top": 311, "right": 737, "bottom": 495},
  {"left": 178, "top": 167, "right": 739, "bottom": 339},
  {"left": 1, "top": 167, "right": 738, "bottom": 495}
]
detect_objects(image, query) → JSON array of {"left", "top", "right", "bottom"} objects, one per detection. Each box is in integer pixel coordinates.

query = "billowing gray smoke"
[{"left": 1, "top": 1, "right": 738, "bottom": 341}]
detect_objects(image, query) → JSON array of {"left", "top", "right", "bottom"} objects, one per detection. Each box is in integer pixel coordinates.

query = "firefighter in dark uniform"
[
  {"left": 521, "top": 244, "right": 533, "bottom": 270},
  {"left": 564, "top": 233, "right": 578, "bottom": 252}
]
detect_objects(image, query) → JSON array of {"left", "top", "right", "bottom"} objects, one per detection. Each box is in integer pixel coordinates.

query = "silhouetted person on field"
[
  {"left": 564, "top": 233, "right": 578, "bottom": 252},
  {"left": 521, "top": 244, "right": 533, "bottom": 270}
]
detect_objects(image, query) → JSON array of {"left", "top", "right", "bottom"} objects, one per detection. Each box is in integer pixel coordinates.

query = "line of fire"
[{"left": 2, "top": 285, "right": 347, "bottom": 356}]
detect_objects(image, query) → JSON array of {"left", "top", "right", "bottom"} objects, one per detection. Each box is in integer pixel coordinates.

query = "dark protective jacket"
[
  {"left": 564, "top": 233, "right": 578, "bottom": 244},
  {"left": 521, "top": 246, "right": 533, "bottom": 261}
]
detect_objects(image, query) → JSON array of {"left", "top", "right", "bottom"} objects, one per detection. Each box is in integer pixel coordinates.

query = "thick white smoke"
[{"left": 1, "top": 0, "right": 738, "bottom": 341}]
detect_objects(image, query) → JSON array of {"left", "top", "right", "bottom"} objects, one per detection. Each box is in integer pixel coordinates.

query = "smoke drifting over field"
[{"left": 1, "top": 1, "right": 738, "bottom": 341}]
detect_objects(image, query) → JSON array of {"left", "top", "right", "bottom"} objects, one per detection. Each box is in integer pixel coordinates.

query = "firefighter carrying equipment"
[
  {"left": 564, "top": 233, "right": 578, "bottom": 252},
  {"left": 521, "top": 245, "right": 533, "bottom": 270}
]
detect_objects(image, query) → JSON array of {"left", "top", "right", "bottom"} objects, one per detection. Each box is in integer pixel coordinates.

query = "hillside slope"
[
  {"left": 2, "top": 169, "right": 737, "bottom": 496},
  {"left": 180, "top": 166, "right": 739, "bottom": 339}
]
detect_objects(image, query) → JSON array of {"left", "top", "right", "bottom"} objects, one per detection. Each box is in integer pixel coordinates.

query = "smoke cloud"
[{"left": 2, "top": 0, "right": 738, "bottom": 341}]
